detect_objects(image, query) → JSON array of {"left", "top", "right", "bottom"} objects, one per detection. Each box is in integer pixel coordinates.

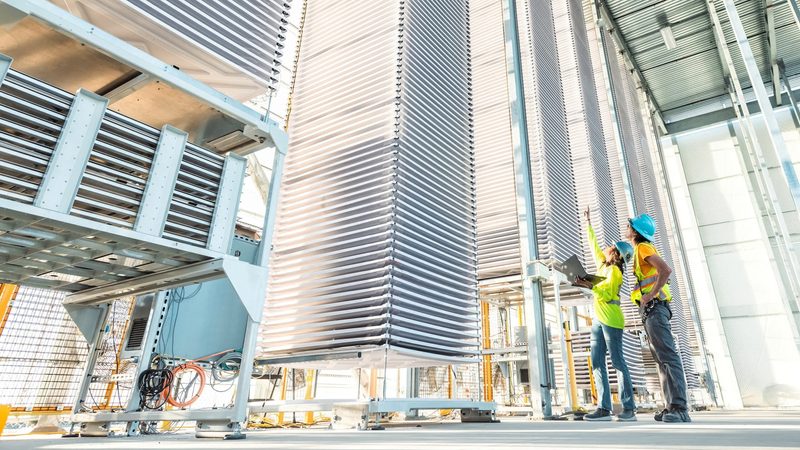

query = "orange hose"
[{"left": 166, "top": 362, "right": 206, "bottom": 408}]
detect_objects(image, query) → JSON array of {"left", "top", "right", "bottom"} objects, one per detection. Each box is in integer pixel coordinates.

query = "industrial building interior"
[{"left": 0, "top": 0, "right": 799, "bottom": 448}]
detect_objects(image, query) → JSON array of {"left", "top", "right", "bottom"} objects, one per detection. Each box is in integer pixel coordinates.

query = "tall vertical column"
[{"left": 261, "top": 0, "right": 478, "bottom": 367}]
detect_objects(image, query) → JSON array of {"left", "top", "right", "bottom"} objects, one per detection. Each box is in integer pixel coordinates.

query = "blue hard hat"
[
  {"left": 614, "top": 241, "right": 634, "bottom": 264},
  {"left": 629, "top": 213, "right": 656, "bottom": 242}
]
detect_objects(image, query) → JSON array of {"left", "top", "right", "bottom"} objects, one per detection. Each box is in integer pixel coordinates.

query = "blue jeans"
[{"left": 590, "top": 322, "right": 636, "bottom": 411}]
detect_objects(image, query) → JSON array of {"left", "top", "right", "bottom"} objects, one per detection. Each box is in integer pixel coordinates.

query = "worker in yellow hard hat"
[
  {"left": 627, "top": 213, "right": 690, "bottom": 423},
  {"left": 582, "top": 208, "right": 637, "bottom": 422}
]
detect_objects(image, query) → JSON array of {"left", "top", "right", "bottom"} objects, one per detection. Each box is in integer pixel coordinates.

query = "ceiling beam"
[
  {"left": 595, "top": 0, "right": 667, "bottom": 133},
  {"left": 790, "top": 0, "right": 800, "bottom": 31},
  {"left": 765, "top": 0, "right": 782, "bottom": 104}
]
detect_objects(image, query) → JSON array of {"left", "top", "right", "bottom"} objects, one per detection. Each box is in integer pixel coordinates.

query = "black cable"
[{"left": 137, "top": 368, "right": 173, "bottom": 410}]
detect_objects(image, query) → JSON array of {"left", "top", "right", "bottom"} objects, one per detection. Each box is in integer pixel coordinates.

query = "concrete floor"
[{"left": 2, "top": 411, "right": 799, "bottom": 450}]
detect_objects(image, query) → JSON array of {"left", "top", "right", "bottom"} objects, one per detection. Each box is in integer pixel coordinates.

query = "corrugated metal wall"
[{"left": 260, "top": 0, "right": 478, "bottom": 367}]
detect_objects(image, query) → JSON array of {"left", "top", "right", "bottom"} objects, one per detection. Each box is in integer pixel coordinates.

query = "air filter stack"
[{"left": 259, "top": 0, "right": 478, "bottom": 369}]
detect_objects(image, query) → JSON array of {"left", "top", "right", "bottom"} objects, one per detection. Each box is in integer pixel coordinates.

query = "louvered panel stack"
[
  {"left": 260, "top": 0, "right": 478, "bottom": 368},
  {"left": 0, "top": 70, "right": 65, "bottom": 204},
  {"left": 471, "top": 0, "right": 521, "bottom": 281},
  {"left": 124, "top": 0, "right": 290, "bottom": 86},
  {"left": 606, "top": 40, "right": 700, "bottom": 390},
  {"left": 552, "top": 0, "right": 621, "bottom": 275},
  {"left": 515, "top": 0, "right": 582, "bottom": 265},
  {"left": 0, "top": 67, "right": 227, "bottom": 247}
]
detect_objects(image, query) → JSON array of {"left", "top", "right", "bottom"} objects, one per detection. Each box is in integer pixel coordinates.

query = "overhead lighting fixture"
[{"left": 660, "top": 24, "right": 677, "bottom": 50}]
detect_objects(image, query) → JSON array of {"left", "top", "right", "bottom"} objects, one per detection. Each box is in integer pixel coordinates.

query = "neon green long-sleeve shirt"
[{"left": 587, "top": 224, "right": 625, "bottom": 329}]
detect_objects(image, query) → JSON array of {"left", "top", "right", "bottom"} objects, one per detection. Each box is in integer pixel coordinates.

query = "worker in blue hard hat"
[
  {"left": 581, "top": 207, "right": 637, "bottom": 422},
  {"left": 626, "top": 213, "right": 690, "bottom": 423}
]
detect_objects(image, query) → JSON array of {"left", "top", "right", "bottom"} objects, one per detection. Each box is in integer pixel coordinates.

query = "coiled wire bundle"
[{"left": 137, "top": 368, "right": 173, "bottom": 410}]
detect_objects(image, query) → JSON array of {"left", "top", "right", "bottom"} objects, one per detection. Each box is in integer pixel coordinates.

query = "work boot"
[
  {"left": 616, "top": 409, "right": 637, "bottom": 422},
  {"left": 662, "top": 407, "right": 691, "bottom": 423},
  {"left": 654, "top": 408, "right": 668, "bottom": 422},
  {"left": 583, "top": 408, "right": 612, "bottom": 421}
]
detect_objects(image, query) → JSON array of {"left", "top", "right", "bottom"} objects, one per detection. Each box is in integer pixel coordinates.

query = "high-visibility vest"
[{"left": 631, "top": 242, "right": 672, "bottom": 304}]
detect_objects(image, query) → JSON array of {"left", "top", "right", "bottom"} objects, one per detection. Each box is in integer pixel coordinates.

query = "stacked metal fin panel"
[
  {"left": 516, "top": 0, "right": 582, "bottom": 264},
  {"left": 123, "top": 0, "right": 291, "bottom": 86},
  {"left": 552, "top": 0, "right": 620, "bottom": 273},
  {"left": 604, "top": 36, "right": 700, "bottom": 390},
  {"left": 471, "top": 0, "right": 521, "bottom": 281},
  {"left": 0, "top": 66, "right": 226, "bottom": 248},
  {"left": 260, "top": 0, "right": 478, "bottom": 369}
]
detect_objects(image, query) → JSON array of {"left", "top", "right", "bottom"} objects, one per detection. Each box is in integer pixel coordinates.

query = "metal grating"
[
  {"left": 259, "top": 0, "right": 478, "bottom": 369},
  {"left": 0, "top": 286, "right": 131, "bottom": 411}
]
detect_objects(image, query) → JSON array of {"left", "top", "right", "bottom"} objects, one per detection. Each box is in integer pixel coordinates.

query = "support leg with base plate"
[
  {"left": 460, "top": 408, "right": 500, "bottom": 423},
  {"left": 195, "top": 420, "right": 246, "bottom": 439}
]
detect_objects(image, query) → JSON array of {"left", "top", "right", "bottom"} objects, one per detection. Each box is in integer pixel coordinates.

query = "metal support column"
[
  {"left": 33, "top": 89, "right": 107, "bottom": 213},
  {"left": 591, "top": 1, "right": 636, "bottom": 215},
  {"left": 71, "top": 304, "right": 110, "bottom": 415},
  {"left": 124, "top": 292, "right": 169, "bottom": 436},
  {"left": 229, "top": 141, "right": 288, "bottom": 428},
  {"left": 501, "top": 0, "right": 552, "bottom": 418},
  {"left": 551, "top": 274, "right": 573, "bottom": 412}
]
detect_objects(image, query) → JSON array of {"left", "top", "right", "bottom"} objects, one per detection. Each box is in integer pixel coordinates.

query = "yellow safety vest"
[{"left": 631, "top": 242, "right": 672, "bottom": 304}]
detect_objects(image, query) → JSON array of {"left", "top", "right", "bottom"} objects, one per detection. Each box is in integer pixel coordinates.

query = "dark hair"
[
  {"left": 631, "top": 228, "right": 651, "bottom": 245},
  {"left": 605, "top": 248, "right": 625, "bottom": 272}
]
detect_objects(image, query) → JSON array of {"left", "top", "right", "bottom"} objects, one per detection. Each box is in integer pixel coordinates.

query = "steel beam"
[
  {"left": 595, "top": 1, "right": 667, "bottom": 134},
  {"left": 134, "top": 125, "right": 187, "bottom": 236},
  {"left": 97, "top": 73, "right": 151, "bottom": 104},
  {"left": 721, "top": 0, "right": 800, "bottom": 212},
  {"left": 790, "top": 0, "right": 800, "bottom": 31},
  {"left": 501, "top": 0, "right": 552, "bottom": 418},
  {"left": 0, "top": 54, "right": 10, "bottom": 86},
  {"left": 765, "top": 0, "right": 781, "bottom": 104},
  {"left": 591, "top": 3, "right": 637, "bottom": 215},
  {"left": 33, "top": 89, "right": 107, "bottom": 213},
  {"left": 207, "top": 154, "right": 246, "bottom": 253},
  {"left": 255, "top": 147, "right": 286, "bottom": 267},
  {"left": 780, "top": 60, "right": 800, "bottom": 125},
  {"left": 63, "top": 258, "right": 225, "bottom": 306},
  {"left": 246, "top": 153, "right": 272, "bottom": 204}
]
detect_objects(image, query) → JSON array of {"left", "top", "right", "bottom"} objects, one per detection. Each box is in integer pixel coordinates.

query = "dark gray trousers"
[{"left": 643, "top": 302, "right": 688, "bottom": 410}]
